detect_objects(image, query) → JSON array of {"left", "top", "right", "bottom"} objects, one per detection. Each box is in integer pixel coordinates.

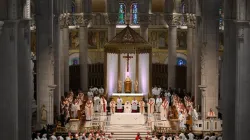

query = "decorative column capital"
[
  {"left": 106, "top": 13, "right": 118, "bottom": 25},
  {"left": 0, "top": 21, "right": 4, "bottom": 35},
  {"left": 186, "top": 14, "right": 196, "bottom": 28},
  {"left": 59, "top": 14, "right": 70, "bottom": 28},
  {"left": 139, "top": 13, "right": 150, "bottom": 25},
  {"left": 76, "top": 14, "right": 91, "bottom": 27},
  {"left": 164, "top": 13, "right": 182, "bottom": 27}
]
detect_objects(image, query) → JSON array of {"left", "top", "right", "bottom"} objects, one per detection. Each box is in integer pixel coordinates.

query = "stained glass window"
[
  {"left": 118, "top": 3, "right": 126, "bottom": 24},
  {"left": 176, "top": 58, "right": 187, "bottom": 66},
  {"left": 219, "top": 8, "right": 224, "bottom": 28},
  {"left": 131, "top": 3, "right": 138, "bottom": 24}
]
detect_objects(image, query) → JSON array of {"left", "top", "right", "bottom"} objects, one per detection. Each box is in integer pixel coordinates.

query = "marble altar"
[{"left": 110, "top": 113, "right": 145, "bottom": 125}]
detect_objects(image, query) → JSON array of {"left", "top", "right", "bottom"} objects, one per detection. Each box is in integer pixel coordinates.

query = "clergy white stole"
[
  {"left": 117, "top": 98, "right": 123, "bottom": 109},
  {"left": 132, "top": 100, "right": 138, "bottom": 110},
  {"left": 139, "top": 101, "right": 145, "bottom": 113},
  {"left": 110, "top": 101, "right": 116, "bottom": 114},
  {"left": 148, "top": 101, "right": 154, "bottom": 114},
  {"left": 161, "top": 101, "right": 169, "bottom": 115},
  {"left": 85, "top": 101, "right": 93, "bottom": 117},
  {"left": 101, "top": 98, "right": 106, "bottom": 112}
]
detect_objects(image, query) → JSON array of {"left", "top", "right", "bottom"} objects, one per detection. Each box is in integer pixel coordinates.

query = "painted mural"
[
  {"left": 149, "top": 31, "right": 168, "bottom": 49},
  {"left": 69, "top": 30, "right": 79, "bottom": 50},
  {"left": 177, "top": 30, "right": 187, "bottom": 49}
]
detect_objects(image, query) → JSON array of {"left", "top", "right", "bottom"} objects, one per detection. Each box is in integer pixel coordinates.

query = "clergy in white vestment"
[
  {"left": 94, "top": 95, "right": 100, "bottom": 112},
  {"left": 187, "top": 132, "right": 194, "bottom": 140},
  {"left": 147, "top": 98, "right": 155, "bottom": 115},
  {"left": 155, "top": 95, "right": 162, "bottom": 112},
  {"left": 124, "top": 101, "right": 132, "bottom": 113},
  {"left": 87, "top": 91, "right": 93, "bottom": 100},
  {"left": 160, "top": 99, "right": 169, "bottom": 120},
  {"left": 34, "top": 133, "right": 41, "bottom": 140},
  {"left": 192, "top": 107, "right": 199, "bottom": 121},
  {"left": 100, "top": 96, "right": 107, "bottom": 115},
  {"left": 41, "top": 134, "right": 47, "bottom": 140},
  {"left": 217, "top": 136, "right": 222, "bottom": 140},
  {"left": 57, "top": 136, "right": 64, "bottom": 140},
  {"left": 131, "top": 97, "right": 138, "bottom": 113},
  {"left": 116, "top": 96, "right": 123, "bottom": 112},
  {"left": 98, "top": 87, "right": 104, "bottom": 95},
  {"left": 207, "top": 108, "right": 216, "bottom": 118},
  {"left": 85, "top": 99, "right": 94, "bottom": 121},
  {"left": 110, "top": 99, "right": 116, "bottom": 114},
  {"left": 179, "top": 111, "right": 186, "bottom": 128},
  {"left": 179, "top": 133, "right": 187, "bottom": 140},
  {"left": 77, "top": 92, "right": 84, "bottom": 105},
  {"left": 50, "top": 132, "right": 57, "bottom": 140},
  {"left": 139, "top": 98, "right": 145, "bottom": 114},
  {"left": 160, "top": 133, "right": 166, "bottom": 140},
  {"left": 71, "top": 100, "right": 80, "bottom": 118}
]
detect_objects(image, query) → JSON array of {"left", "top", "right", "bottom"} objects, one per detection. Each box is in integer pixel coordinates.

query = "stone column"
[
  {"left": 234, "top": 0, "right": 250, "bottom": 138},
  {"left": 75, "top": 0, "right": 82, "bottom": 13},
  {"left": 199, "top": 0, "right": 219, "bottom": 118},
  {"left": 0, "top": 20, "right": 19, "bottom": 139},
  {"left": 139, "top": 14, "right": 149, "bottom": 41},
  {"left": 221, "top": 0, "right": 236, "bottom": 139},
  {"left": 194, "top": 16, "right": 202, "bottom": 109},
  {"left": 165, "top": 14, "right": 178, "bottom": 88},
  {"left": 54, "top": 15, "right": 63, "bottom": 115},
  {"left": 79, "top": 17, "right": 90, "bottom": 92},
  {"left": 107, "top": 14, "right": 117, "bottom": 41},
  {"left": 186, "top": 14, "right": 193, "bottom": 93},
  {"left": 63, "top": 21, "right": 69, "bottom": 92},
  {"left": 36, "top": 0, "right": 55, "bottom": 128},
  {"left": 17, "top": 19, "right": 32, "bottom": 140}
]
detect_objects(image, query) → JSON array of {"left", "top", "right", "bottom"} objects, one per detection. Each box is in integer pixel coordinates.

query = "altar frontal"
[{"left": 104, "top": 25, "right": 152, "bottom": 101}]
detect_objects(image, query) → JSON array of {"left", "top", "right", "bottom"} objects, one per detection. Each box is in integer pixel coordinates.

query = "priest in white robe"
[
  {"left": 131, "top": 97, "right": 138, "bottom": 113},
  {"left": 179, "top": 111, "right": 186, "bottom": 128},
  {"left": 160, "top": 99, "right": 169, "bottom": 120},
  {"left": 34, "top": 133, "right": 41, "bottom": 140},
  {"left": 124, "top": 101, "right": 132, "bottom": 113},
  {"left": 110, "top": 98, "right": 116, "bottom": 114},
  {"left": 155, "top": 95, "right": 162, "bottom": 113},
  {"left": 147, "top": 98, "right": 155, "bottom": 115},
  {"left": 139, "top": 98, "right": 145, "bottom": 114},
  {"left": 116, "top": 96, "right": 123, "bottom": 112},
  {"left": 50, "top": 132, "right": 57, "bottom": 140},
  {"left": 87, "top": 91, "right": 93, "bottom": 100},
  {"left": 94, "top": 95, "right": 100, "bottom": 112},
  {"left": 187, "top": 132, "right": 194, "bottom": 140},
  {"left": 85, "top": 99, "right": 94, "bottom": 121},
  {"left": 71, "top": 100, "right": 80, "bottom": 119},
  {"left": 179, "top": 133, "right": 187, "bottom": 140},
  {"left": 98, "top": 87, "right": 104, "bottom": 95},
  {"left": 100, "top": 96, "right": 107, "bottom": 115}
]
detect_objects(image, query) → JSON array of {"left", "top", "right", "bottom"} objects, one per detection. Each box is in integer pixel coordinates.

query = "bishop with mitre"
[
  {"left": 124, "top": 101, "right": 132, "bottom": 113},
  {"left": 109, "top": 98, "right": 116, "bottom": 114},
  {"left": 116, "top": 96, "right": 123, "bottom": 112},
  {"left": 131, "top": 97, "right": 138, "bottom": 113}
]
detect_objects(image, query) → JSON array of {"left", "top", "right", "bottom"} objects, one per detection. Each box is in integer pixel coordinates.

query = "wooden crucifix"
[{"left": 123, "top": 53, "right": 133, "bottom": 72}]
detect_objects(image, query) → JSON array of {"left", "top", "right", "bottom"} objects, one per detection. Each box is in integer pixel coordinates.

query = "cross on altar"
[{"left": 123, "top": 53, "right": 133, "bottom": 72}]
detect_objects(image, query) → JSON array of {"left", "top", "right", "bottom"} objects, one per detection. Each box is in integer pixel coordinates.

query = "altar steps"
[{"left": 104, "top": 124, "right": 151, "bottom": 139}]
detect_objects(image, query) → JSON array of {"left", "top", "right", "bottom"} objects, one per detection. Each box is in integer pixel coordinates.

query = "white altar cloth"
[
  {"left": 112, "top": 93, "right": 144, "bottom": 96},
  {"left": 110, "top": 113, "right": 145, "bottom": 125}
]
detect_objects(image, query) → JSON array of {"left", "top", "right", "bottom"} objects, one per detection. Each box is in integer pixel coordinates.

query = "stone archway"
[
  {"left": 164, "top": 53, "right": 187, "bottom": 64},
  {"left": 69, "top": 52, "right": 92, "bottom": 65}
]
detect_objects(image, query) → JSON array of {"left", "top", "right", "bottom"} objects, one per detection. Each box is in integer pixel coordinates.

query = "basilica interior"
[{"left": 0, "top": 0, "right": 249, "bottom": 139}]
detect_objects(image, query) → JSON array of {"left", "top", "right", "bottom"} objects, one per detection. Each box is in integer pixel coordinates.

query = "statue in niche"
[
  {"left": 69, "top": 30, "right": 79, "bottom": 50},
  {"left": 41, "top": 105, "right": 47, "bottom": 121},
  {"left": 88, "top": 31, "right": 97, "bottom": 48},
  {"left": 134, "top": 80, "right": 139, "bottom": 93},
  {"left": 177, "top": 31, "right": 187, "bottom": 49},
  {"left": 118, "top": 80, "right": 122, "bottom": 93}
]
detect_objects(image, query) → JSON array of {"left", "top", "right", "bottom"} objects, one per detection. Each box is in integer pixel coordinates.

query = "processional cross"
[{"left": 123, "top": 53, "right": 133, "bottom": 72}]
